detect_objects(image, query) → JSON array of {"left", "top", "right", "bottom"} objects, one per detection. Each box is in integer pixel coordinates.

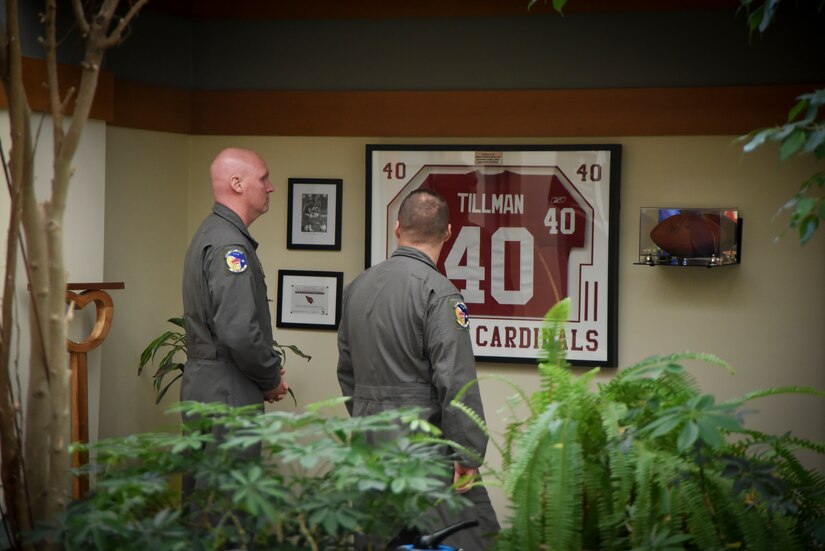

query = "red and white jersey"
[
  {"left": 372, "top": 147, "right": 619, "bottom": 365},
  {"left": 418, "top": 169, "right": 587, "bottom": 319}
]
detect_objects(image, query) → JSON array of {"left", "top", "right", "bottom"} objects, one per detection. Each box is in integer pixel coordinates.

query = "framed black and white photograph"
[
  {"left": 286, "top": 178, "right": 342, "bottom": 250},
  {"left": 366, "top": 144, "right": 621, "bottom": 366},
  {"left": 276, "top": 270, "right": 343, "bottom": 330}
]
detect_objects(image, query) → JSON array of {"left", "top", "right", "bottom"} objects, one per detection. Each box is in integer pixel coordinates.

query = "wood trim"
[
  {"left": 0, "top": 57, "right": 114, "bottom": 122},
  {"left": 27, "top": 282, "right": 125, "bottom": 291},
  {"left": 9, "top": 58, "right": 814, "bottom": 137},
  {"left": 181, "top": 85, "right": 812, "bottom": 137},
  {"left": 66, "top": 282, "right": 125, "bottom": 291},
  {"left": 113, "top": 80, "right": 192, "bottom": 134}
]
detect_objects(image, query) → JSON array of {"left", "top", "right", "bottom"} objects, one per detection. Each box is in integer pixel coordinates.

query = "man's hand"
[
  {"left": 453, "top": 462, "right": 478, "bottom": 494},
  {"left": 264, "top": 368, "right": 289, "bottom": 403}
]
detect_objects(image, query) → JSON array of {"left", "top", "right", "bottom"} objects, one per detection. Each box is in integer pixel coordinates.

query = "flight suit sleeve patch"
[
  {"left": 450, "top": 299, "right": 470, "bottom": 329},
  {"left": 222, "top": 247, "right": 249, "bottom": 274}
]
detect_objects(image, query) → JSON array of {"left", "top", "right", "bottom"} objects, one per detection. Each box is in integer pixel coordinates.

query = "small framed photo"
[
  {"left": 287, "top": 178, "right": 342, "bottom": 250},
  {"left": 276, "top": 270, "right": 344, "bottom": 330}
]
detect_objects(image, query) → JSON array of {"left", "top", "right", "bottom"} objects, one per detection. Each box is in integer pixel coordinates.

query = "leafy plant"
[
  {"left": 34, "top": 399, "right": 467, "bottom": 550},
  {"left": 455, "top": 298, "right": 825, "bottom": 550},
  {"left": 138, "top": 317, "right": 310, "bottom": 404},
  {"left": 739, "top": 88, "right": 825, "bottom": 245},
  {"left": 723, "top": 0, "right": 824, "bottom": 245}
]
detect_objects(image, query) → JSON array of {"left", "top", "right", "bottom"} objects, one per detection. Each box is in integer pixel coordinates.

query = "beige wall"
[
  {"left": 100, "top": 127, "right": 191, "bottom": 436},
  {"left": 0, "top": 113, "right": 108, "bottom": 445},
  {"left": 101, "top": 130, "right": 825, "bottom": 519}
]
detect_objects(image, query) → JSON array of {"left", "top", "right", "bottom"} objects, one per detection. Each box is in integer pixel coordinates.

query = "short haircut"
[{"left": 397, "top": 189, "right": 449, "bottom": 244}]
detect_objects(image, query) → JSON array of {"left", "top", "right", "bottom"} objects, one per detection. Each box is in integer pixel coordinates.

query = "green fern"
[
  {"left": 499, "top": 419, "right": 524, "bottom": 473},
  {"left": 583, "top": 460, "right": 622, "bottom": 550},
  {"left": 544, "top": 419, "right": 583, "bottom": 551},
  {"left": 604, "top": 353, "right": 706, "bottom": 402},
  {"left": 752, "top": 436, "right": 825, "bottom": 543},
  {"left": 539, "top": 299, "right": 571, "bottom": 369},
  {"left": 629, "top": 444, "right": 658, "bottom": 547},
  {"left": 677, "top": 471, "right": 723, "bottom": 549},
  {"left": 600, "top": 402, "right": 634, "bottom": 546},
  {"left": 504, "top": 403, "right": 561, "bottom": 497},
  {"left": 449, "top": 397, "right": 490, "bottom": 441},
  {"left": 504, "top": 407, "right": 559, "bottom": 548},
  {"left": 724, "top": 384, "right": 825, "bottom": 407},
  {"left": 614, "top": 351, "right": 732, "bottom": 380},
  {"left": 739, "top": 427, "right": 825, "bottom": 456},
  {"left": 477, "top": 298, "right": 825, "bottom": 551}
]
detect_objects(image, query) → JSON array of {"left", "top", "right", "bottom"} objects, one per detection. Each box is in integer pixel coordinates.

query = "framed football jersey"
[{"left": 366, "top": 144, "right": 621, "bottom": 367}]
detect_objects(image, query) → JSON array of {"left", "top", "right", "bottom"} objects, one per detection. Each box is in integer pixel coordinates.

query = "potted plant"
[
  {"left": 454, "top": 299, "right": 825, "bottom": 550},
  {"left": 35, "top": 399, "right": 469, "bottom": 550},
  {"left": 139, "top": 317, "right": 310, "bottom": 404}
]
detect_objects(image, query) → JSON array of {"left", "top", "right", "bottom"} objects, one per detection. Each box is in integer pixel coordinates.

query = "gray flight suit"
[
  {"left": 180, "top": 203, "right": 282, "bottom": 496},
  {"left": 337, "top": 246, "right": 500, "bottom": 550}
]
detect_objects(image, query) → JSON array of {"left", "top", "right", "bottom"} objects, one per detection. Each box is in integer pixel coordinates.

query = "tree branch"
[
  {"left": 0, "top": 1, "right": 38, "bottom": 543},
  {"left": 54, "top": 0, "right": 147, "bottom": 216},
  {"left": 43, "top": 0, "right": 64, "bottom": 156},
  {"left": 101, "top": 0, "right": 150, "bottom": 49},
  {"left": 70, "top": 0, "right": 89, "bottom": 37}
]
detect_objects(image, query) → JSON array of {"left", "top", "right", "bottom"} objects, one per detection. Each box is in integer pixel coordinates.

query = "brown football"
[{"left": 650, "top": 212, "right": 721, "bottom": 257}]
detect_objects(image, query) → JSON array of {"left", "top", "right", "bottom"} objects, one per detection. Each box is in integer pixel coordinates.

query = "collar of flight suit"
[
  {"left": 212, "top": 202, "right": 259, "bottom": 250},
  {"left": 391, "top": 246, "right": 437, "bottom": 270}
]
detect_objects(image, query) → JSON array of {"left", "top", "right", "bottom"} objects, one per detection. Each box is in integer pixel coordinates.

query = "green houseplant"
[
  {"left": 139, "top": 317, "right": 310, "bottom": 404},
  {"left": 454, "top": 299, "right": 825, "bottom": 550},
  {"left": 37, "top": 399, "right": 467, "bottom": 550}
]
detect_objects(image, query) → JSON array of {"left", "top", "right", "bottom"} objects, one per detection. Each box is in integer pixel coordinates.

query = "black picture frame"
[
  {"left": 276, "top": 270, "right": 343, "bottom": 330},
  {"left": 286, "top": 178, "right": 342, "bottom": 250},
  {"left": 366, "top": 144, "right": 621, "bottom": 367}
]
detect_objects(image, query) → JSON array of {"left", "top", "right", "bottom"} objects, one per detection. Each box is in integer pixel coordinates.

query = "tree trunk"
[
  {"left": 0, "top": 0, "right": 148, "bottom": 545},
  {"left": 0, "top": 0, "right": 36, "bottom": 544}
]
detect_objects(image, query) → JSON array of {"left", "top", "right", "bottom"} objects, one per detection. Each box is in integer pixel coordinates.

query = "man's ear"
[
  {"left": 394, "top": 220, "right": 401, "bottom": 240},
  {"left": 444, "top": 223, "right": 452, "bottom": 242},
  {"left": 230, "top": 175, "right": 243, "bottom": 193}
]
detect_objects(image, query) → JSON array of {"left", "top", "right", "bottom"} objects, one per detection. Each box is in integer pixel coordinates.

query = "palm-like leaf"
[{"left": 139, "top": 317, "right": 310, "bottom": 405}]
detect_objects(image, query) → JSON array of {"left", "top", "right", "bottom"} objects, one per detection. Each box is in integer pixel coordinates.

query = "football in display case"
[{"left": 638, "top": 207, "right": 741, "bottom": 267}]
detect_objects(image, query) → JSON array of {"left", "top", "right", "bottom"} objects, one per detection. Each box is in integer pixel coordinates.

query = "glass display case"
[{"left": 636, "top": 207, "right": 741, "bottom": 267}]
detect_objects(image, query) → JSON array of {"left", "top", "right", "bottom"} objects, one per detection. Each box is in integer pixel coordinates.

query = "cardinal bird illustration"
[{"left": 305, "top": 296, "right": 314, "bottom": 304}]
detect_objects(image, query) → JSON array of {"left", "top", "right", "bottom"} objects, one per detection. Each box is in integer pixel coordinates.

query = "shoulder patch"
[
  {"left": 450, "top": 299, "right": 470, "bottom": 329},
  {"left": 223, "top": 247, "right": 248, "bottom": 274}
]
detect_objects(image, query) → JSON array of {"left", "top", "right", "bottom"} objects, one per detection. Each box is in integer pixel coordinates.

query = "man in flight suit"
[
  {"left": 181, "top": 147, "right": 289, "bottom": 495},
  {"left": 337, "top": 189, "right": 500, "bottom": 550}
]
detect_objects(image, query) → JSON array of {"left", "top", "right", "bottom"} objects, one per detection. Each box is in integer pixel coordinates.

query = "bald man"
[{"left": 181, "top": 147, "right": 288, "bottom": 426}]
